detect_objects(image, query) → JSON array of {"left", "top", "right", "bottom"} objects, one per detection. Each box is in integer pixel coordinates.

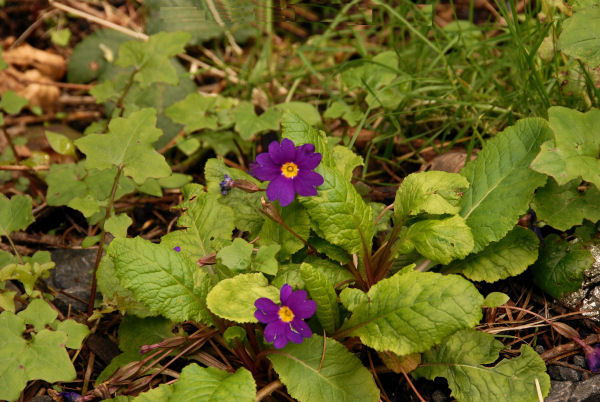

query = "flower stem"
[{"left": 87, "top": 165, "right": 123, "bottom": 317}]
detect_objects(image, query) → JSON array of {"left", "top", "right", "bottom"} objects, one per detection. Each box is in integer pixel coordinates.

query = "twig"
[
  {"left": 255, "top": 381, "right": 283, "bottom": 402},
  {"left": 0, "top": 164, "right": 49, "bottom": 171},
  {"left": 205, "top": 0, "right": 243, "bottom": 56}
]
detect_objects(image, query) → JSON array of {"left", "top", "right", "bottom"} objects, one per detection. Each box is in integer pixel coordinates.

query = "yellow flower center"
[
  {"left": 281, "top": 162, "right": 299, "bottom": 179},
  {"left": 278, "top": 306, "right": 294, "bottom": 322}
]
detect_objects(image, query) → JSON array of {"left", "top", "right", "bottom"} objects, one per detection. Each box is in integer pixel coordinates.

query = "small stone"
[
  {"left": 535, "top": 345, "right": 545, "bottom": 354},
  {"left": 431, "top": 390, "right": 449, "bottom": 402},
  {"left": 574, "top": 355, "right": 587, "bottom": 368},
  {"left": 548, "top": 365, "right": 582, "bottom": 382}
]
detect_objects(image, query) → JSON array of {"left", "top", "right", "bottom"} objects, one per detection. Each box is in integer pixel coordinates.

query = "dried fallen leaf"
[{"left": 2, "top": 43, "right": 66, "bottom": 80}]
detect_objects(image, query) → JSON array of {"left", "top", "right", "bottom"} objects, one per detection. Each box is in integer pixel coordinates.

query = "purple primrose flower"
[
  {"left": 254, "top": 284, "right": 317, "bottom": 349},
  {"left": 585, "top": 344, "right": 600, "bottom": 372},
  {"left": 250, "top": 138, "right": 323, "bottom": 206},
  {"left": 220, "top": 174, "right": 234, "bottom": 196},
  {"left": 173, "top": 246, "right": 181, "bottom": 252}
]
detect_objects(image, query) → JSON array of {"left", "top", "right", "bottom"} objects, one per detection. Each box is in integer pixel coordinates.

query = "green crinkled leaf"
[
  {"left": 332, "top": 145, "right": 363, "bottom": 180},
  {"left": 259, "top": 201, "right": 310, "bottom": 260},
  {"left": 303, "top": 256, "right": 353, "bottom": 287},
  {"left": 300, "top": 263, "right": 340, "bottom": 333},
  {"left": 340, "top": 271, "right": 483, "bottom": 355},
  {"left": 309, "top": 237, "right": 351, "bottom": 264},
  {"left": 442, "top": 226, "right": 539, "bottom": 282},
  {"left": 0, "top": 90, "right": 28, "bottom": 114},
  {"left": 169, "top": 364, "right": 255, "bottom": 402},
  {"left": 97, "top": 315, "right": 173, "bottom": 383},
  {"left": 281, "top": 112, "right": 332, "bottom": 167},
  {"left": 301, "top": 165, "right": 374, "bottom": 255},
  {"left": 217, "top": 238, "right": 253, "bottom": 272},
  {"left": 67, "top": 29, "right": 130, "bottom": 83},
  {"left": 339, "top": 287, "right": 367, "bottom": 312},
  {"left": 530, "top": 234, "right": 593, "bottom": 299},
  {"left": 232, "top": 102, "right": 280, "bottom": 140},
  {"left": 116, "top": 32, "right": 191, "bottom": 87},
  {"left": 558, "top": 7, "right": 600, "bottom": 67},
  {"left": 0, "top": 194, "right": 34, "bottom": 238},
  {"left": 252, "top": 244, "right": 280, "bottom": 275},
  {"left": 206, "top": 273, "right": 279, "bottom": 323},
  {"left": 133, "top": 384, "right": 172, "bottom": 401},
  {"left": 532, "top": 107, "right": 600, "bottom": 189},
  {"left": 532, "top": 179, "right": 600, "bottom": 230},
  {"left": 268, "top": 335, "right": 379, "bottom": 402},
  {"left": 55, "top": 319, "right": 90, "bottom": 349},
  {"left": 394, "top": 171, "right": 469, "bottom": 222},
  {"left": 17, "top": 299, "right": 57, "bottom": 331},
  {"left": 161, "top": 191, "right": 234, "bottom": 260},
  {"left": 460, "top": 118, "right": 552, "bottom": 252},
  {"left": 75, "top": 108, "right": 170, "bottom": 184},
  {"left": 108, "top": 237, "right": 213, "bottom": 324},
  {"left": 204, "top": 158, "right": 264, "bottom": 234},
  {"left": 413, "top": 329, "right": 550, "bottom": 402},
  {"left": 105, "top": 214, "right": 132, "bottom": 238},
  {"left": 405, "top": 215, "right": 474, "bottom": 265},
  {"left": 164, "top": 92, "right": 218, "bottom": 132}
]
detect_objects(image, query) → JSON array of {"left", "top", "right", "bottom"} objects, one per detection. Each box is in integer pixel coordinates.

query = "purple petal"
[
  {"left": 296, "top": 150, "right": 322, "bottom": 171},
  {"left": 291, "top": 299, "right": 317, "bottom": 320},
  {"left": 291, "top": 318, "right": 312, "bottom": 338},
  {"left": 266, "top": 176, "right": 295, "bottom": 207},
  {"left": 273, "top": 335, "right": 289, "bottom": 349},
  {"left": 255, "top": 298, "right": 280, "bottom": 314},
  {"left": 286, "top": 289, "right": 308, "bottom": 306},
  {"left": 255, "top": 309, "right": 278, "bottom": 323},
  {"left": 268, "top": 139, "right": 296, "bottom": 165},
  {"left": 586, "top": 346, "right": 600, "bottom": 372},
  {"left": 264, "top": 321, "right": 287, "bottom": 344},
  {"left": 285, "top": 324, "right": 304, "bottom": 344},
  {"left": 297, "top": 143, "right": 315, "bottom": 154},
  {"left": 280, "top": 284, "right": 293, "bottom": 304},
  {"left": 293, "top": 171, "right": 324, "bottom": 197}
]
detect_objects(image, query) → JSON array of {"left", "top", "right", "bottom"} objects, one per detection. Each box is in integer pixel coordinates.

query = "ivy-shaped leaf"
[
  {"left": 115, "top": 31, "right": 191, "bottom": 87},
  {"left": 206, "top": 273, "right": 279, "bottom": 323},
  {"left": 340, "top": 271, "right": 483, "bottom": 355},
  {"left": 413, "top": 329, "right": 550, "bottom": 402},
  {"left": 0, "top": 194, "right": 34, "bottom": 239},
  {"left": 558, "top": 7, "right": 600, "bottom": 67},
  {"left": 161, "top": 191, "right": 234, "bottom": 260},
  {"left": 108, "top": 237, "right": 213, "bottom": 324},
  {"left": 217, "top": 238, "right": 253, "bottom": 272},
  {"left": 532, "top": 179, "right": 600, "bottom": 231},
  {"left": 252, "top": 244, "right": 280, "bottom": 275},
  {"left": 394, "top": 171, "right": 469, "bottom": 222},
  {"left": 531, "top": 107, "right": 600, "bottom": 189},
  {"left": 300, "top": 263, "right": 340, "bottom": 333},
  {"left": 17, "top": 299, "right": 57, "bottom": 331},
  {"left": 231, "top": 102, "right": 281, "bottom": 140},
  {"left": 268, "top": 335, "right": 379, "bottom": 402},
  {"left": 105, "top": 213, "right": 132, "bottom": 239},
  {"left": 204, "top": 158, "right": 264, "bottom": 235},
  {"left": 460, "top": 118, "right": 552, "bottom": 252},
  {"left": 75, "top": 108, "right": 171, "bottom": 184},
  {"left": 0, "top": 90, "right": 28, "bottom": 114},
  {"left": 164, "top": 92, "right": 219, "bottom": 132},
  {"left": 530, "top": 234, "right": 593, "bottom": 299},
  {"left": 442, "top": 226, "right": 539, "bottom": 282}
]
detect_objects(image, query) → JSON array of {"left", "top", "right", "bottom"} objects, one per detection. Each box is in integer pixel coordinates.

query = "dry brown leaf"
[
  {"left": 2, "top": 43, "right": 66, "bottom": 80},
  {"left": 419, "top": 149, "right": 478, "bottom": 173},
  {"left": 16, "top": 70, "right": 61, "bottom": 112}
]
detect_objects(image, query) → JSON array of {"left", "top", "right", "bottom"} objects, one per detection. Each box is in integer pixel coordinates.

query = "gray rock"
[
  {"left": 571, "top": 375, "right": 600, "bottom": 402},
  {"left": 547, "top": 375, "right": 600, "bottom": 402},
  {"left": 535, "top": 345, "right": 545, "bottom": 354},
  {"left": 46, "top": 248, "right": 98, "bottom": 313},
  {"left": 549, "top": 365, "right": 582, "bottom": 382},
  {"left": 29, "top": 397, "right": 53, "bottom": 402},
  {"left": 546, "top": 381, "right": 575, "bottom": 402}
]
